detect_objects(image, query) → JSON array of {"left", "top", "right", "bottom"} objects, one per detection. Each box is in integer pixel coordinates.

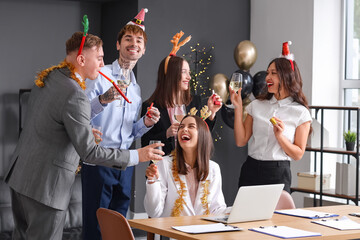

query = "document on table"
[
  {"left": 172, "top": 223, "right": 242, "bottom": 234},
  {"left": 312, "top": 216, "right": 360, "bottom": 230},
  {"left": 249, "top": 226, "right": 321, "bottom": 239},
  {"left": 275, "top": 209, "right": 339, "bottom": 219}
]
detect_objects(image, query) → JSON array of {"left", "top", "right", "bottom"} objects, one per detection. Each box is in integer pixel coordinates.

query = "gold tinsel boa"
[
  {"left": 171, "top": 153, "right": 210, "bottom": 217},
  {"left": 35, "top": 60, "right": 86, "bottom": 90}
]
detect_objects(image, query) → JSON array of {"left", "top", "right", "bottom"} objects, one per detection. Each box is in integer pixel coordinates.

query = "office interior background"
[{"left": 0, "top": 0, "right": 357, "bottom": 235}]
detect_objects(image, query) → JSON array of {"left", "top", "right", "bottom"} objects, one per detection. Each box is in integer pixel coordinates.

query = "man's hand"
[
  {"left": 99, "top": 86, "right": 120, "bottom": 104},
  {"left": 137, "top": 142, "right": 165, "bottom": 162},
  {"left": 144, "top": 106, "right": 160, "bottom": 127}
]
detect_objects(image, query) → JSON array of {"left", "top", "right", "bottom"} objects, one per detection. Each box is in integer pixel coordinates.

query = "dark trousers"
[
  {"left": 81, "top": 164, "right": 134, "bottom": 240},
  {"left": 238, "top": 156, "right": 291, "bottom": 193}
]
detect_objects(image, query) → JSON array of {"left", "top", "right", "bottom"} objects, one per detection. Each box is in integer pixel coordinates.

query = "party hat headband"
[
  {"left": 127, "top": 8, "right": 148, "bottom": 31},
  {"left": 164, "top": 31, "right": 192, "bottom": 74},
  {"left": 78, "top": 15, "right": 89, "bottom": 56},
  {"left": 280, "top": 41, "right": 294, "bottom": 71}
]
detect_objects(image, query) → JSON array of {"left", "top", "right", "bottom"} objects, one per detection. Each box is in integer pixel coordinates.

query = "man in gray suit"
[{"left": 5, "top": 31, "right": 163, "bottom": 240}]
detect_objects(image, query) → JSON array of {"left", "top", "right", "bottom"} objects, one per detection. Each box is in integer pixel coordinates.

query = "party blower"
[{"left": 99, "top": 71, "right": 132, "bottom": 104}]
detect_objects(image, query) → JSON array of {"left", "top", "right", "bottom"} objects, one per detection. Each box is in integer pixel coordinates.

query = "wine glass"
[
  {"left": 148, "top": 140, "right": 162, "bottom": 183},
  {"left": 115, "top": 68, "right": 131, "bottom": 107},
  {"left": 173, "top": 105, "right": 186, "bottom": 123},
  {"left": 228, "top": 72, "right": 243, "bottom": 108},
  {"left": 93, "top": 125, "right": 102, "bottom": 144}
]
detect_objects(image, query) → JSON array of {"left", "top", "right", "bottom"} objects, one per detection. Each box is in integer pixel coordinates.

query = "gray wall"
[
  {"left": 0, "top": 0, "right": 250, "bottom": 214},
  {"left": 133, "top": 0, "right": 251, "bottom": 212},
  {"left": 0, "top": 0, "right": 102, "bottom": 177}
]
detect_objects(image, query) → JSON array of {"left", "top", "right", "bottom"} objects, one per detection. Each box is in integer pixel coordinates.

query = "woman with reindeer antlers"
[{"left": 141, "top": 31, "right": 223, "bottom": 155}]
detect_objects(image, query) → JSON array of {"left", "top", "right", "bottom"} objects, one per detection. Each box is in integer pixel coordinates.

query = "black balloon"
[
  {"left": 221, "top": 100, "right": 235, "bottom": 129},
  {"left": 234, "top": 70, "right": 253, "bottom": 99},
  {"left": 252, "top": 71, "right": 267, "bottom": 97}
]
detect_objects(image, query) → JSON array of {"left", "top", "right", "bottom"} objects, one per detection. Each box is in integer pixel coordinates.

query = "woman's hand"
[
  {"left": 207, "top": 93, "right": 223, "bottom": 120},
  {"left": 229, "top": 86, "right": 243, "bottom": 109},
  {"left": 271, "top": 116, "right": 284, "bottom": 138},
  {"left": 146, "top": 164, "right": 159, "bottom": 184},
  {"left": 166, "top": 122, "right": 180, "bottom": 138}
]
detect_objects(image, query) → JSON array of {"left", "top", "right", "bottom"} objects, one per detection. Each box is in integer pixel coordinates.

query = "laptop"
[{"left": 202, "top": 184, "right": 284, "bottom": 224}]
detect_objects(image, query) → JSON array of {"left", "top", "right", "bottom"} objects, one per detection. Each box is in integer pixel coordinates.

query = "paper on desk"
[
  {"left": 275, "top": 209, "right": 338, "bottom": 219},
  {"left": 172, "top": 223, "right": 242, "bottom": 234},
  {"left": 312, "top": 216, "right": 360, "bottom": 230},
  {"left": 250, "top": 226, "right": 321, "bottom": 239}
]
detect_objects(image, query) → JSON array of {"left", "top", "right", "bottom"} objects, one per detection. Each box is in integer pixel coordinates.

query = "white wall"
[{"left": 251, "top": 0, "right": 343, "bottom": 207}]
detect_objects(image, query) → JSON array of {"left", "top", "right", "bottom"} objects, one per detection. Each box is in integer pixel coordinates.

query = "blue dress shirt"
[{"left": 85, "top": 60, "right": 150, "bottom": 166}]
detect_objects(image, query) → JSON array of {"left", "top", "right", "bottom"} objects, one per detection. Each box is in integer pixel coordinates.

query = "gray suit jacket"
[{"left": 5, "top": 68, "right": 130, "bottom": 210}]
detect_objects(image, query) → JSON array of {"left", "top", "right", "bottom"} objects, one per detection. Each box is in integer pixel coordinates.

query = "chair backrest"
[
  {"left": 96, "top": 208, "right": 135, "bottom": 240},
  {"left": 275, "top": 190, "right": 296, "bottom": 210}
]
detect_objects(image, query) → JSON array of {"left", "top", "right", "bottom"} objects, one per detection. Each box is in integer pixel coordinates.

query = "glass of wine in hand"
[
  {"left": 228, "top": 72, "right": 243, "bottom": 108},
  {"left": 148, "top": 140, "right": 162, "bottom": 183},
  {"left": 115, "top": 68, "right": 131, "bottom": 107},
  {"left": 230, "top": 72, "right": 243, "bottom": 93}
]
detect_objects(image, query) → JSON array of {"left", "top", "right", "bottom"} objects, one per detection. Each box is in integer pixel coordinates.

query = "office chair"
[
  {"left": 96, "top": 208, "right": 135, "bottom": 240},
  {"left": 275, "top": 190, "right": 296, "bottom": 210}
]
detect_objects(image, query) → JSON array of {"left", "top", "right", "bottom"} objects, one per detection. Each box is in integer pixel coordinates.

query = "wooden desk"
[{"left": 129, "top": 205, "right": 360, "bottom": 240}]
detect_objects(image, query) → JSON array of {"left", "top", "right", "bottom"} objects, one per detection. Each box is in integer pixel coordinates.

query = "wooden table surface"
[{"left": 129, "top": 205, "right": 360, "bottom": 240}]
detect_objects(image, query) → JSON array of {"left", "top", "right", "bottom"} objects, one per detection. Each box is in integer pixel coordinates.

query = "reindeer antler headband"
[{"left": 164, "top": 31, "right": 192, "bottom": 74}]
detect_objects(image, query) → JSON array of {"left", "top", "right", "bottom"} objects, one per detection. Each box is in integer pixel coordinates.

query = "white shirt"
[
  {"left": 246, "top": 96, "right": 312, "bottom": 161},
  {"left": 144, "top": 156, "right": 227, "bottom": 218}
]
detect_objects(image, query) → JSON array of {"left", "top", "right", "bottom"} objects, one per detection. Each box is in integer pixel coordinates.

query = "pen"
[
  {"left": 224, "top": 224, "right": 239, "bottom": 229},
  {"left": 146, "top": 102, "right": 154, "bottom": 118},
  {"left": 99, "top": 71, "right": 132, "bottom": 104},
  {"left": 349, "top": 213, "right": 360, "bottom": 217}
]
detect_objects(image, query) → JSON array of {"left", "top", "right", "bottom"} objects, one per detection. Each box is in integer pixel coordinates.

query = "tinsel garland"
[
  {"left": 171, "top": 153, "right": 210, "bottom": 217},
  {"left": 34, "top": 60, "right": 86, "bottom": 90}
]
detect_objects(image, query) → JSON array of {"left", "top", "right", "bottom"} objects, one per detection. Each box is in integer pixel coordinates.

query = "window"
[{"left": 344, "top": 0, "right": 360, "bottom": 131}]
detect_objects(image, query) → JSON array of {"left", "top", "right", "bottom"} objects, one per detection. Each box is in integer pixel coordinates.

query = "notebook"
[{"left": 202, "top": 184, "right": 284, "bottom": 224}]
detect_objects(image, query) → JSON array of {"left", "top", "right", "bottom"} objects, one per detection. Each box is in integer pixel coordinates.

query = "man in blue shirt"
[{"left": 81, "top": 8, "right": 159, "bottom": 240}]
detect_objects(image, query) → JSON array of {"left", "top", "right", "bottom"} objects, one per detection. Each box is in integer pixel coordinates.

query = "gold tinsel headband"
[{"left": 164, "top": 31, "right": 191, "bottom": 74}]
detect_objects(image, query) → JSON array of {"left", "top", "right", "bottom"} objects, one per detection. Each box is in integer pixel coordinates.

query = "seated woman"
[{"left": 144, "top": 115, "right": 226, "bottom": 217}]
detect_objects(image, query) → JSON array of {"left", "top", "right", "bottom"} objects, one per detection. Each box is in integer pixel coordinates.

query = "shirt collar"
[
  {"left": 111, "top": 60, "right": 136, "bottom": 85},
  {"left": 269, "top": 95, "right": 294, "bottom": 107},
  {"left": 75, "top": 72, "right": 83, "bottom": 82}
]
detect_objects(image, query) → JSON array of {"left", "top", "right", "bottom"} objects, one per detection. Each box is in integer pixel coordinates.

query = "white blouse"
[
  {"left": 246, "top": 96, "right": 312, "bottom": 161},
  {"left": 144, "top": 156, "right": 227, "bottom": 218}
]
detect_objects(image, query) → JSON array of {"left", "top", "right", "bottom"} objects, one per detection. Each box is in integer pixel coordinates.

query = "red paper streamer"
[
  {"left": 146, "top": 102, "right": 154, "bottom": 118},
  {"left": 99, "top": 71, "right": 132, "bottom": 104}
]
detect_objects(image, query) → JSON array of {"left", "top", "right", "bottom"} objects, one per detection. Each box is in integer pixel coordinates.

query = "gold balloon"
[
  {"left": 234, "top": 40, "right": 257, "bottom": 71},
  {"left": 210, "top": 73, "right": 229, "bottom": 102}
]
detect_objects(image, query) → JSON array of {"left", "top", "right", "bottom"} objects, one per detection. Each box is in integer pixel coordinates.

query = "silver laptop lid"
[{"left": 227, "top": 184, "right": 284, "bottom": 223}]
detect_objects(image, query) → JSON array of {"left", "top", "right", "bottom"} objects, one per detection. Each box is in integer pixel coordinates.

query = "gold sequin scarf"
[
  {"left": 171, "top": 154, "right": 210, "bottom": 217},
  {"left": 35, "top": 60, "right": 86, "bottom": 90}
]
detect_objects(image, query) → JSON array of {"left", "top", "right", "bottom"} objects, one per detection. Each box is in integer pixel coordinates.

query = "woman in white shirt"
[
  {"left": 144, "top": 115, "right": 226, "bottom": 217},
  {"left": 229, "top": 57, "right": 312, "bottom": 193}
]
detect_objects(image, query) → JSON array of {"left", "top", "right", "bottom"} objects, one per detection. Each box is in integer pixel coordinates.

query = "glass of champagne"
[
  {"left": 93, "top": 125, "right": 102, "bottom": 144},
  {"left": 173, "top": 105, "right": 185, "bottom": 123},
  {"left": 115, "top": 68, "right": 131, "bottom": 107},
  {"left": 148, "top": 140, "right": 162, "bottom": 183},
  {"left": 228, "top": 72, "right": 243, "bottom": 108},
  {"left": 230, "top": 72, "right": 243, "bottom": 93}
]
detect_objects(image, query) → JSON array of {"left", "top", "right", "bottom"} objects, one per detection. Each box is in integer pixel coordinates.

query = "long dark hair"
[
  {"left": 258, "top": 58, "right": 309, "bottom": 110},
  {"left": 175, "top": 115, "right": 213, "bottom": 181},
  {"left": 258, "top": 58, "right": 312, "bottom": 134},
  {"left": 147, "top": 56, "right": 192, "bottom": 108}
]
